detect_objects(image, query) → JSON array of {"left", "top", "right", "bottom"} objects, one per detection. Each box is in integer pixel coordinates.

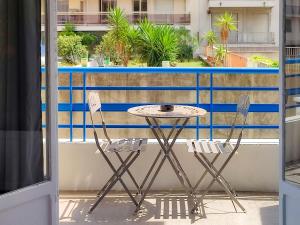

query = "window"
[
  {"left": 286, "top": 19, "right": 292, "bottom": 33},
  {"left": 133, "top": 0, "right": 147, "bottom": 12},
  {"left": 101, "top": 0, "right": 117, "bottom": 12},
  {"left": 57, "top": 0, "right": 69, "bottom": 12}
]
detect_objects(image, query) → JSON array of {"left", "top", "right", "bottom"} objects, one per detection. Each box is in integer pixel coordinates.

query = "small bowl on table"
[{"left": 160, "top": 105, "right": 174, "bottom": 112}]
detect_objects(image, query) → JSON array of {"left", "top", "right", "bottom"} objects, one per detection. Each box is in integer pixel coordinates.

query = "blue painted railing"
[
  {"left": 41, "top": 67, "right": 280, "bottom": 142},
  {"left": 285, "top": 58, "right": 300, "bottom": 110}
]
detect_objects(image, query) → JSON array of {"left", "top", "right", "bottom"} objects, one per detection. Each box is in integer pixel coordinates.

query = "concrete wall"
[{"left": 59, "top": 141, "right": 279, "bottom": 192}]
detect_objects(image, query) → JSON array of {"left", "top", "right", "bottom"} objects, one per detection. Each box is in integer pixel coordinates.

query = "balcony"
[
  {"left": 56, "top": 12, "right": 191, "bottom": 29},
  {"left": 214, "top": 32, "right": 275, "bottom": 44},
  {"left": 50, "top": 67, "right": 280, "bottom": 224},
  {"left": 208, "top": 0, "right": 275, "bottom": 8}
]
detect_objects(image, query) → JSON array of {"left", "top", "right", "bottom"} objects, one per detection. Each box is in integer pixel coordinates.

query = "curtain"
[{"left": 0, "top": 0, "right": 43, "bottom": 193}]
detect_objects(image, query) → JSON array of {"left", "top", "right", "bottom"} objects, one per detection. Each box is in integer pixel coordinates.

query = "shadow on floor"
[
  {"left": 59, "top": 195, "right": 197, "bottom": 224},
  {"left": 59, "top": 193, "right": 259, "bottom": 224}
]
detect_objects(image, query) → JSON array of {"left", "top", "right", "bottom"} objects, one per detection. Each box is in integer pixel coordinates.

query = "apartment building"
[{"left": 56, "top": 0, "right": 279, "bottom": 51}]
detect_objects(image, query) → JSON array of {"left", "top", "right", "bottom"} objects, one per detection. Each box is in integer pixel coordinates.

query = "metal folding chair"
[
  {"left": 187, "top": 95, "right": 250, "bottom": 214},
  {"left": 87, "top": 92, "right": 147, "bottom": 214}
]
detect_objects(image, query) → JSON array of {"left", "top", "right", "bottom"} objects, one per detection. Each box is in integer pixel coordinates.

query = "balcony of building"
[
  {"left": 56, "top": 12, "right": 191, "bottom": 31},
  {"left": 214, "top": 32, "right": 275, "bottom": 44},
  {"left": 208, "top": 0, "right": 275, "bottom": 8},
  {"left": 55, "top": 0, "right": 191, "bottom": 31},
  {"left": 209, "top": 8, "right": 276, "bottom": 46}
]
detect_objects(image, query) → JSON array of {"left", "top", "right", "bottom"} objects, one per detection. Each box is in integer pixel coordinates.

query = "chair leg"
[
  {"left": 97, "top": 152, "right": 141, "bottom": 197},
  {"left": 89, "top": 151, "right": 140, "bottom": 214},
  {"left": 96, "top": 152, "right": 138, "bottom": 197},
  {"left": 200, "top": 153, "right": 237, "bottom": 196},
  {"left": 115, "top": 152, "right": 141, "bottom": 193},
  {"left": 192, "top": 153, "right": 220, "bottom": 193},
  {"left": 191, "top": 153, "right": 246, "bottom": 213}
]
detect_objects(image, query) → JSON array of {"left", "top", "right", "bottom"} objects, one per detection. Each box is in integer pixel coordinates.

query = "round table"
[
  {"left": 128, "top": 105, "right": 207, "bottom": 212},
  {"left": 128, "top": 105, "right": 206, "bottom": 118}
]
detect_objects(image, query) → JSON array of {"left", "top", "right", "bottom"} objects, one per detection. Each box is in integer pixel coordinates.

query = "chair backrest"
[
  {"left": 88, "top": 91, "right": 112, "bottom": 143},
  {"left": 224, "top": 95, "right": 250, "bottom": 147}
]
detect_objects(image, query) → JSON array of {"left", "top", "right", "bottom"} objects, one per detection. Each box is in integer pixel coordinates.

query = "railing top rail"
[{"left": 41, "top": 67, "right": 279, "bottom": 74}]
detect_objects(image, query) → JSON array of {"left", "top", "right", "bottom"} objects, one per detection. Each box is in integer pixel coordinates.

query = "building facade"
[{"left": 56, "top": 0, "right": 279, "bottom": 50}]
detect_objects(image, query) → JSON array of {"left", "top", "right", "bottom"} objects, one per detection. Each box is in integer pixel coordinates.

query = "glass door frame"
[
  {"left": 0, "top": 0, "right": 58, "bottom": 224},
  {"left": 280, "top": 0, "right": 300, "bottom": 224}
]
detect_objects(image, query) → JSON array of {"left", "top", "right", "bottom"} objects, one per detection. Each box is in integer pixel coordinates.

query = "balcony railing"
[
  {"left": 56, "top": 12, "right": 191, "bottom": 26},
  {"left": 41, "top": 67, "right": 279, "bottom": 142},
  {"left": 286, "top": 47, "right": 300, "bottom": 58},
  {"left": 215, "top": 32, "right": 275, "bottom": 44}
]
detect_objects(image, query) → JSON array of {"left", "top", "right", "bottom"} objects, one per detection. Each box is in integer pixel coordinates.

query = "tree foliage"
[
  {"left": 57, "top": 35, "right": 88, "bottom": 65},
  {"left": 214, "top": 45, "right": 226, "bottom": 66},
  {"left": 60, "top": 22, "right": 76, "bottom": 36},
  {"left": 214, "top": 12, "right": 237, "bottom": 47},
  {"left": 203, "top": 30, "right": 217, "bottom": 49},
  {"left": 136, "top": 20, "right": 179, "bottom": 67},
  {"left": 94, "top": 8, "right": 136, "bottom": 66}
]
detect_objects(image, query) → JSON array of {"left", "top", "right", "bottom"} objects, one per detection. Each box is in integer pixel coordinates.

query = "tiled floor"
[{"left": 59, "top": 192, "right": 279, "bottom": 225}]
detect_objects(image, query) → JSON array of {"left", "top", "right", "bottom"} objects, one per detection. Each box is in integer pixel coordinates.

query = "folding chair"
[
  {"left": 187, "top": 95, "right": 250, "bottom": 214},
  {"left": 87, "top": 92, "right": 147, "bottom": 214}
]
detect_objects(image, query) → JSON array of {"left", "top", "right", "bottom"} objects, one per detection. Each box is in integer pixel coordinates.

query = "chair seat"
[
  {"left": 187, "top": 140, "right": 235, "bottom": 154},
  {"left": 98, "top": 138, "right": 148, "bottom": 153}
]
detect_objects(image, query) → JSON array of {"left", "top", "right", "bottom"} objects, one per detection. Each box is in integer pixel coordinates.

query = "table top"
[{"left": 128, "top": 105, "right": 207, "bottom": 118}]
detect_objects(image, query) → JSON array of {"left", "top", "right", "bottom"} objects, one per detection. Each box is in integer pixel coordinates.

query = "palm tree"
[
  {"left": 108, "top": 7, "right": 131, "bottom": 66},
  {"left": 214, "top": 12, "right": 237, "bottom": 51},
  {"left": 203, "top": 30, "right": 217, "bottom": 57},
  {"left": 215, "top": 45, "right": 226, "bottom": 66}
]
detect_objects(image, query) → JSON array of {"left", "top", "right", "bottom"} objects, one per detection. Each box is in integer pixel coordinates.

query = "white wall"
[
  {"left": 86, "top": 0, "right": 99, "bottom": 12},
  {"left": 117, "top": 0, "right": 132, "bottom": 13},
  {"left": 69, "top": 0, "right": 81, "bottom": 11},
  {"left": 59, "top": 140, "right": 279, "bottom": 192},
  {"left": 174, "top": 0, "right": 186, "bottom": 13}
]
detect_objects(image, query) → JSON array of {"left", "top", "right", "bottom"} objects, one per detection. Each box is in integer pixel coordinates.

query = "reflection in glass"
[
  {"left": 0, "top": 0, "right": 48, "bottom": 194},
  {"left": 284, "top": 0, "right": 300, "bottom": 184}
]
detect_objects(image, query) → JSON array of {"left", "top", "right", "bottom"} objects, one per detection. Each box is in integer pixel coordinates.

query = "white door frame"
[{"left": 0, "top": 0, "right": 58, "bottom": 224}]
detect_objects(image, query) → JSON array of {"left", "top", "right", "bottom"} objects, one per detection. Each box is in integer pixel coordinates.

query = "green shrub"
[
  {"left": 57, "top": 35, "right": 88, "bottom": 65},
  {"left": 176, "top": 27, "right": 198, "bottom": 62},
  {"left": 136, "top": 20, "right": 179, "bottom": 67},
  {"left": 250, "top": 55, "right": 279, "bottom": 68},
  {"left": 95, "top": 32, "right": 122, "bottom": 65},
  {"left": 60, "top": 22, "right": 76, "bottom": 36},
  {"left": 79, "top": 32, "right": 98, "bottom": 53}
]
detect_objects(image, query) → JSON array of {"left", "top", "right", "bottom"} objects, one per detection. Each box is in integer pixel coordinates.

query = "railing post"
[
  {"left": 83, "top": 72, "right": 87, "bottom": 142},
  {"left": 210, "top": 72, "right": 213, "bottom": 141},
  {"left": 69, "top": 72, "right": 73, "bottom": 142},
  {"left": 196, "top": 73, "right": 200, "bottom": 140}
]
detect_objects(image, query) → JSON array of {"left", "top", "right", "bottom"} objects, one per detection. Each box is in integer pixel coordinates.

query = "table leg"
[
  {"left": 138, "top": 119, "right": 180, "bottom": 194},
  {"left": 148, "top": 117, "right": 194, "bottom": 196},
  {"left": 151, "top": 118, "right": 193, "bottom": 191},
  {"left": 135, "top": 117, "right": 193, "bottom": 212}
]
